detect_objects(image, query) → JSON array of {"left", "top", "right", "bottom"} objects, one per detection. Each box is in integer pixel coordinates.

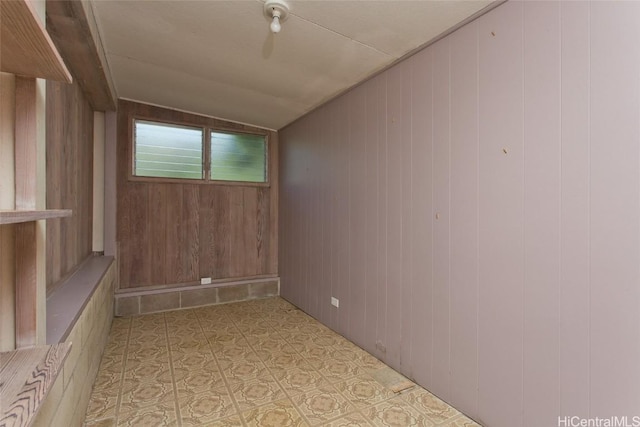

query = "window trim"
[{"left": 128, "top": 115, "right": 270, "bottom": 187}]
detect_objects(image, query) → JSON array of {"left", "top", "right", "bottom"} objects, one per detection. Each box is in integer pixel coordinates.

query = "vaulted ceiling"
[{"left": 91, "top": 1, "right": 496, "bottom": 130}]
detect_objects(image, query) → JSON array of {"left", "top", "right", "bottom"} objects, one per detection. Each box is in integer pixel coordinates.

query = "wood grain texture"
[
  {"left": 46, "top": 79, "right": 94, "bottom": 290},
  {"left": 15, "top": 222, "right": 37, "bottom": 348},
  {"left": 0, "top": 210, "right": 71, "bottom": 225},
  {"left": 0, "top": 343, "right": 71, "bottom": 427},
  {"left": 14, "top": 78, "right": 37, "bottom": 211},
  {"left": 0, "top": 0, "right": 72, "bottom": 82},
  {"left": 46, "top": 0, "right": 117, "bottom": 110},
  {"left": 117, "top": 100, "right": 278, "bottom": 289}
]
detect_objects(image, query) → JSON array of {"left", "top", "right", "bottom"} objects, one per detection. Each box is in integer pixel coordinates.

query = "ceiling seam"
[{"left": 288, "top": 13, "right": 395, "bottom": 58}]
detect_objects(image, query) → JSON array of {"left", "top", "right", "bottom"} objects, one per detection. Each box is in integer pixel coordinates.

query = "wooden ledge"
[
  {"left": 1, "top": 0, "right": 72, "bottom": 82},
  {"left": 0, "top": 210, "right": 72, "bottom": 225},
  {"left": 0, "top": 343, "right": 71, "bottom": 427}
]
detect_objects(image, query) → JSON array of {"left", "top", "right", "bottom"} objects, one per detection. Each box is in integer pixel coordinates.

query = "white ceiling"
[{"left": 91, "top": 0, "right": 496, "bottom": 130}]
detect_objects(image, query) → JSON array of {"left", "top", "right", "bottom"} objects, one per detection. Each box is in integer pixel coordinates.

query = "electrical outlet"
[
  {"left": 200, "top": 277, "right": 212, "bottom": 285},
  {"left": 331, "top": 297, "right": 339, "bottom": 308}
]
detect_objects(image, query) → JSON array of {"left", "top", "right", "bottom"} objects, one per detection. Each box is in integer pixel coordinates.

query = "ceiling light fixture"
[{"left": 264, "top": 0, "right": 289, "bottom": 34}]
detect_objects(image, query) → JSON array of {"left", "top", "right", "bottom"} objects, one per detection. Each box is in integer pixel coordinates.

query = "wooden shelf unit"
[
  {"left": 1, "top": 0, "right": 72, "bottom": 83},
  {"left": 0, "top": 209, "right": 72, "bottom": 225},
  {"left": 0, "top": 343, "right": 71, "bottom": 427}
]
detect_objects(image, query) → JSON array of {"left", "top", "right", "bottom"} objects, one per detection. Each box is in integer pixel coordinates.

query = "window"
[
  {"left": 133, "top": 119, "right": 267, "bottom": 184},
  {"left": 210, "top": 131, "right": 266, "bottom": 183}
]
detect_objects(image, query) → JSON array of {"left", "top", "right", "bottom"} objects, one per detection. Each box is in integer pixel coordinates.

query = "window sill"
[{"left": 127, "top": 175, "right": 270, "bottom": 187}]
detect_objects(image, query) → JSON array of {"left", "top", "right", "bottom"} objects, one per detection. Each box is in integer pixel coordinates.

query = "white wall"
[{"left": 279, "top": 2, "right": 640, "bottom": 426}]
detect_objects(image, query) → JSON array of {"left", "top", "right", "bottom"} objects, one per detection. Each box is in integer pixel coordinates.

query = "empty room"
[{"left": 1, "top": 0, "right": 639, "bottom": 426}]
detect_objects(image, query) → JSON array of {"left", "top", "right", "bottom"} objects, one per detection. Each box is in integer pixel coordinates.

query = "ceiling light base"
[{"left": 264, "top": 0, "right": 289, "bottom": 33}]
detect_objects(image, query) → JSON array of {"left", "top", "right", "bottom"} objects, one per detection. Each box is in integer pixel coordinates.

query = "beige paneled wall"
[{"left": 279, "top": 2, "right": 640, "bottom": 427}]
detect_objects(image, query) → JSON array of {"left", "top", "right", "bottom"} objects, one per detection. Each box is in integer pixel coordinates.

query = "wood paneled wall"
[
  {"left": 46, "top": 79, "right": 94, "bottom": 290},
  {"left": 279, "top": 2, "right": 640, "bottom": 427},
  {"left": 117, "top": 100, "right": 278, "bottom": 290}
]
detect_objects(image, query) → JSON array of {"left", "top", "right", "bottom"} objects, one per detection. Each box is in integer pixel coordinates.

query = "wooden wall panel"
[
  {"left": 363, "top": 76, "right": 382, "bottom": 357},
  {"left": 45, "top": 79, "right": 93, "bottom": 290},
  {"left": 449, "top": 21, "right": 479, "bottom": 417},
  {"left": 589, "top": 2, "right": 640, "bottom": 416},
  {"left": 431, "top": 38, "right": 451, "bottom": 402},
  {"left": 347, "top": 85, "right": 367, "bottom": 347},
  {"left": 522, "top": 3, "right": 561, "bottom": 426},
  {"left": 116, "top": 100, "right": 278, "bottom": 289},
  {"left": 384, "top": 65, "right": 403, "bottom": 371},
  {"left": 559, "top": 1, "right": 590, "bottom": 417},
  {"left": 408, "top": 48, "right": 434, "bottom": 388},
  {"left": 280, "top": 2, "right": 640, "bottom": 426}
]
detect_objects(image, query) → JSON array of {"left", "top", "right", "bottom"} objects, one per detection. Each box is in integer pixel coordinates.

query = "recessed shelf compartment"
[{"left": 0, "top": 209, "right": 72, "bottom": 225}]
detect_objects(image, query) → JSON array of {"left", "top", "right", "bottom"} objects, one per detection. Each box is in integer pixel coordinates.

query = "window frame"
[{"left": 129, "top": 115, "right": 270, "bottom": 187}]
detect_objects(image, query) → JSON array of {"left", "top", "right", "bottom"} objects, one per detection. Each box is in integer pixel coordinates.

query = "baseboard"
[{"left": 114, "top": 277, "right": 280, "bottom": 316}]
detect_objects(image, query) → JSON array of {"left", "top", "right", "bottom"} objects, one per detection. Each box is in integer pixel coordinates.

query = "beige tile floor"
[{"left": 84, "top": 297, "right": 481, "bottom": 427}]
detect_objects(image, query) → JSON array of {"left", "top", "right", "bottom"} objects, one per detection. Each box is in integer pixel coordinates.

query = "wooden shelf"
[
  {"left": 0, "top": 343, "right": 71, "bottom": 427},
  {"left": 1, "top": 0, "right": 72, "bottom": 82},
  {"left": 0, "top": 209, "right": 72, "bottom": 225}
]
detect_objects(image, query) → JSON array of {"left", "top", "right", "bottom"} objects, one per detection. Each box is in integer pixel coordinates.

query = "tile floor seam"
[
  {"left": 163, "top": 312, "right": 183, "bottom": 427},
  {"left": 113, "top": 317, "right": 132, "bottom": 426},
  {"left": 197, "top": 309, "right": 248, "bottom": 427}
]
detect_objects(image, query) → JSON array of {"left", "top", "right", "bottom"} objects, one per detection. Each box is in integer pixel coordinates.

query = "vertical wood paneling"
[
  {"left": 337, "top": 96, "right": 350, "bottom": 335},
  {"left": 45, "top": 79, "right": 93, "bottom": 289},
  {"left": 409, "top": 48, "right": 434, "bottom": 387},
  {"left": 523, "top": 3, "right": 561, "bottom": 425},
  {"left": 183, "top": 185, "right": 199, "bottom": 282},
  {"left": 228, "top": 189, "right": 244, "bottom": 278},
  {"left": 385, "top": 65, "right": 403, "bottom": 370},
  {"left": 477, "top": 4, "right": 524, "bottom": 426},
  {"left": 589, "top": 2, "right": 640, "bottom": 416},
  {"left": 364, "top": 76, "right": 381, "bottom": 355},
  {"left": 319, "top": 105, "right": 333, "bottom": 327},
  {"left": 129, "top": 184, "right": 150, "bottom": 286},
  {"left": 376, "top": 74, "right": 388, "bottom": 361},
  {"left": 348, "top": 85, "right": 367, "bottom": 345},
  {"left": 116, "top": 101, "right": 277, "bottom": 289},
  {"left": 15, "top": 221, "right": 37, "bottom": 347},
  {"left": 149, "top": 183, "right": 167, "bottom": 284},
  {"left": 165, "top": 184, "right": 183, "bottom": 283},
  {"left": 399, "top": 59, "right": 413, "bottom": 373},
  {"left": 559, "top": 1, "right": 590, "bottom": 417},
  {"left": 279, "top": 2, "right": 640, "bottom": 426},
  {"left": 449, "top": 21, "right": 479, "bottom": 418},
  {"left": 431, "top": 38, "right": 451, "bottom": 401},
  {"left": 242, "top": 187, "right": 259, "bottom": 276}
]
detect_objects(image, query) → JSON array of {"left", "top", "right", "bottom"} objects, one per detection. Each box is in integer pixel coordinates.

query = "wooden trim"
[
  {"left": 0, "top": 343, "right": 71, "bottom": 427},
  {"left": 127, "top": 175, "right": 270, "bottom": 188},
  {"left": 115, "top": 274, "right": 279, "bottom": 295},
  {"left": 115, "top": 275, "right": 279, "bottom": 297},
  {"left": 46, "top": 0, "right": 116, "bottom": 110},
  {"left": 15, "top": 222, "right": 37, "bottom": 348},
  {"left": 0, "top": 209, "right": 71, "bottom": 225},
  {"left": 0, "top": 0, "right": 72, "bottom": 82}
]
